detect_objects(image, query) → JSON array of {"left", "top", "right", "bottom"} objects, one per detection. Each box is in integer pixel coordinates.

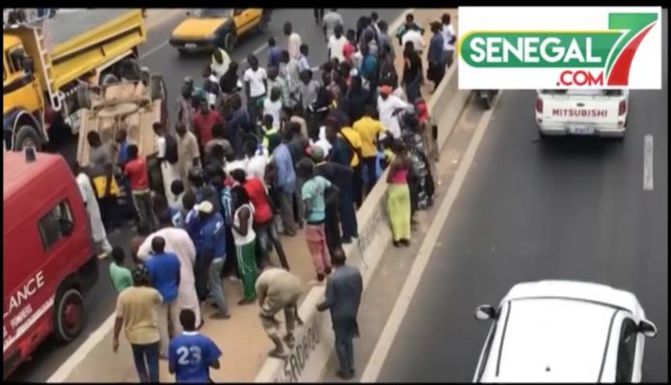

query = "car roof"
[
  {"left": 491, "top": 297, "right": 618, "bottom": 382},
  {"left": 502, "top": 280, "right": 641, "bottom": 314}
]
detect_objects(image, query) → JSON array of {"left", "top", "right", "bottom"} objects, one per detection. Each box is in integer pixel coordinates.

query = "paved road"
[
  {"left": 11, "top": 8, "right": 404, "bottom": 382},
  {"left": 376, "top": 11, "right": 668, "bottom": 384}
]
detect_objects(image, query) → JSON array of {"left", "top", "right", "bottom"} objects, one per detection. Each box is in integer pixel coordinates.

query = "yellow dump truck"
[{"left": 3, "top": 9, "right": 147, "bottom": 151}]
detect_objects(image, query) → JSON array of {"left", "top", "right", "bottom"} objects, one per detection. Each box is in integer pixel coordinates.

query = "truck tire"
[
  {"left": 100, "top": 73, "right": 119, "bottom": 86},
  {"left": 53, "top": 287, "right": 85, "bottom": 343},
  {"left": 120, "top": 58, "right": 142, "bottom": 81},
  {"left": 222, "top": 32, "right": 236, "bottom": 52},
  {"left": 13, "top": 125, "right": 42, "bottom": 151},
  {"left": 150, "top": 74, "right": 167, "bottom": 101}
]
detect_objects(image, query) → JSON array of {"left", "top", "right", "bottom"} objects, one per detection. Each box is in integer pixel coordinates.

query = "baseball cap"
[{"left": 195, "top": 201, "right": 214, "bottom": 214}]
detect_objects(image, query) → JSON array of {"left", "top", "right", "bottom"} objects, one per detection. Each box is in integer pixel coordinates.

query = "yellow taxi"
[{"left": 169, "top": 8, "right": 270, "bottom": 55}]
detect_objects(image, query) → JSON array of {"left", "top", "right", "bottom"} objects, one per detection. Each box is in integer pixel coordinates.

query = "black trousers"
[
  {"left": 313, "top": 8, "right": 324, "bottom": 22},
  {"left": 363, "top": 156, "right": 378, "bottom": 195},
  {"left": 221, "top": 226, "right": 239, "bottom": 279},
  {"left": 324, "top": 201, "right": 342, "bottom": 255}
]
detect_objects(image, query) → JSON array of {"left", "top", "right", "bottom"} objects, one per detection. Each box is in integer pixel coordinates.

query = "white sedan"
[{"left": 472, "top": 280, "right": 657, "bottom": 383}]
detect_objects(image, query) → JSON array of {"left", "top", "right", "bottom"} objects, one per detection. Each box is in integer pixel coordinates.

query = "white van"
[{"left": 535, "top": 89, "right": 629, "bottom": 140}]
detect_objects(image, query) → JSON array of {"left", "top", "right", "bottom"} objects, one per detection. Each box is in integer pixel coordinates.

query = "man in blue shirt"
[
  {"left": 169, "top": 309, "right": 222, "bottom": 383},
  {"left": 267, "top": 37, "right": 282, "bottom": 68},
  {"left": 196, "top": 201, "right": 230, "bottom": 319},
  {"left": 269, "top": 134, "right": 298, "bottom": 236},
  {"left": 427, "top": 21, "right": 446, "bottom": 92},
  {"left": 145, "top": 236, "right": 182, "bottom": 358}
]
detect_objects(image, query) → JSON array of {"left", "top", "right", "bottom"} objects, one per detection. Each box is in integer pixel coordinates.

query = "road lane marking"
[
  {"left": 643, "top": 134, "right": 654, "bottom": 191},
  {"left": 360, "top": 93, "right": 503, "bottom": 382}
]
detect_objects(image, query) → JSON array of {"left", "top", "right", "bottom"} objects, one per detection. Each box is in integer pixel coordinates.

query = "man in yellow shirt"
[
  {"left": 338, "top": 122, "right": 364, "bottom": 208},
  {"left": 352, "top": 106, "right": 387, "bottom": 195}
]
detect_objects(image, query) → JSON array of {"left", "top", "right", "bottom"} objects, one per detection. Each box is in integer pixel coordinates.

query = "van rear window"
[{"left": 38, "top": 200, "right": 75, "bottom": 250}]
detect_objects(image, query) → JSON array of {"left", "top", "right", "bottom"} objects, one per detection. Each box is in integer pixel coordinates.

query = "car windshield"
[{"left": 193, "top": 9, "right": 229, "bottom": 18}]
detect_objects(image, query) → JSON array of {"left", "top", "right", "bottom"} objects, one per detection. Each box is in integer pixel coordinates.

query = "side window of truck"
[
  {"left": 7, "top": 47, "right": 25, "bottom": 73},
  {"left": 38, "top": 200, "right": 75, "bottom": 250}
]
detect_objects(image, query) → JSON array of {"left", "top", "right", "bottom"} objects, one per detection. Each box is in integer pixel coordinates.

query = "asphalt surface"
[
  {"left": 376, "top": 10, "right": 668, "bottom": 384},
  {"left": 10, "top": 8, "right": 404, "bottom": 382}
]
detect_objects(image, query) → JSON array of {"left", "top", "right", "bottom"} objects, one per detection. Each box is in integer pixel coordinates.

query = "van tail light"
[
  {"left": 535, "top": 98, "right": 543, "bottom": 114},
  {"left": 618, "top": 100, "right": 627, "bottom": 116}
]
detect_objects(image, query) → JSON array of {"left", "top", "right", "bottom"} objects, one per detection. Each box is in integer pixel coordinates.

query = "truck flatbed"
[{"left": 43, "top": 9, "right": 136, "bottom": 48}]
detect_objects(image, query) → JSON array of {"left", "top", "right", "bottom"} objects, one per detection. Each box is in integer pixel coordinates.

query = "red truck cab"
[{"left": 3, "top": 151, "right": 99, "bottom": 379}]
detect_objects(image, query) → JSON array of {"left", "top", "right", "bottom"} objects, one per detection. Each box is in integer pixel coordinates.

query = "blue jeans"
[
  {"left": 209, "top": 257, "right": 229, "bottom": 315},
  {"left": 131, "top": 342, "right": 159, "bottom": 383}
]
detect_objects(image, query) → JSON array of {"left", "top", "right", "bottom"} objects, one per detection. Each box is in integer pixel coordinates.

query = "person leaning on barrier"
[{"left": 255, "top": 259, "right": 304, "bottom": 358}]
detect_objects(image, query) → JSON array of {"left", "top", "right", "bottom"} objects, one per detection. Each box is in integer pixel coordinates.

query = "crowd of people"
[{"left": 72, "top": 9, "right": 457, "bottom": 382}]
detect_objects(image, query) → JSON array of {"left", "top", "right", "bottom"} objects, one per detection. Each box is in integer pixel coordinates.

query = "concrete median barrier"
[{"left": 253, "top": 63, "right": 472, "bottom": 383}]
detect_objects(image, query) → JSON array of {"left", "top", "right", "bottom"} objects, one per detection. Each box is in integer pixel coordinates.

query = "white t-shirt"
[
  {"left": 377, "top": 95, "right": 408, "bottom": 139},
  {"left": 442, "top": 23, "right": 456, "bottom": 51},
  {"left": 310, "top": 126, "right": 332, "bottom": 157},
  {"left": 402, "top": 29, "right": 425, "bottom": 52},
  {"left": 247, "top": 153, "right": 267, "bottom": 181},
  {"left": 243, "top": 67, "right": 268, "bottom": 98},
  {"left": 225, "top": 158, "right": 249, "bottom": 175},
  {"left": 328, "top": 35, "right": 347, "bottom": 62},
  {"left": 288, "top": 32, "right": 302, "bottom": 59},
  {"left": 263, "top": 97, "right": 282, "bottom": 129}
]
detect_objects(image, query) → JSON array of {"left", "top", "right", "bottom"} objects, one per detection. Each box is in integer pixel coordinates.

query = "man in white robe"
[
  {"left": 73, "top": 163, "right": 113, "bottom": 257},
  {"left": 137, "top": 215, "right": 202, "bottom": 334},
  {"left": 153, "top": 123, "right": 181, "bottom": 207}
]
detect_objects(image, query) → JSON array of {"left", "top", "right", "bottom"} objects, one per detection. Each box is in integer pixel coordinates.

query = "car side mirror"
[
  {"left": 474, "top": 305, "right": 496, "bottom": 321},
  {"left": 638, "top": 320, "right": 657, "bottom": 338}
]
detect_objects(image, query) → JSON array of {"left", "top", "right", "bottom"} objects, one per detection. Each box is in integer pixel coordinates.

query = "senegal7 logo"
[{"left": 605, "top": 13, "right": 658, "bottom": 86}]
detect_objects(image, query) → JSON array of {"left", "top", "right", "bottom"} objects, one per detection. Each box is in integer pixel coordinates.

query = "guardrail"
[{"left": 254, "top": 63, "right": 472, "bottom": 383}]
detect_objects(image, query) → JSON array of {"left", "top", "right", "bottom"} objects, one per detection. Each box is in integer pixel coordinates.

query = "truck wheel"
[
  {"left": 223, "top": 32, "right": 236, "bottom": 52},
  {"left": 150, "top": 74, "right": 167, "bottom": 101},
  {"left": 53, "top": 288, "right": 85, "bottom": 343},
  {"left": 13, "top": 125, "right": 42, "bottom": 151},
  {"left": 100, "top": 73, "right": 119, "bottom": 86}
]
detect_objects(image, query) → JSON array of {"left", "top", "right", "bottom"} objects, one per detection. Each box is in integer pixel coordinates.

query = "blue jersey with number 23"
[{"left": 169, "top": 332, "right": 222, "bottom": 383}]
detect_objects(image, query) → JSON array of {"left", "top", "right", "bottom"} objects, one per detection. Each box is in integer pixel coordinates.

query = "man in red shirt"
[
  {"left": 192, "top": 99, "right": 223, "bottom": 155},
  {"left": 230, "top": 169, "right": 290, "bottom": 270},
  {"left": 124, "top": 144, "right": 157, "bottom": 231}
]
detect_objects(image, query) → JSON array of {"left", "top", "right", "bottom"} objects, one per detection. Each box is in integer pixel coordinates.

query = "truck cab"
[
  {"left": 3, "top": 150, "right": 99, "bottom": 379},
  {"left": 3, "top": 9, "right": 147, "bottom": 152},
  {"left": 3, "top": 34, "right": 46, "bottom": 152}
]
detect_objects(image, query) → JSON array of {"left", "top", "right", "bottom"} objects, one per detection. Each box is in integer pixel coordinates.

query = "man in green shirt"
[{"left": 109, "top": 247, "right": 133, "bottom": 292}]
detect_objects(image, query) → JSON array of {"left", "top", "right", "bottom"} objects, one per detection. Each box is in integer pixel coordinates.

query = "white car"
[
  {"left": 472, "top": 280, "right": 657, "bottom": 383},
  {"left": 535, "top": 89, "right": 629, "bottom": 140}
]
